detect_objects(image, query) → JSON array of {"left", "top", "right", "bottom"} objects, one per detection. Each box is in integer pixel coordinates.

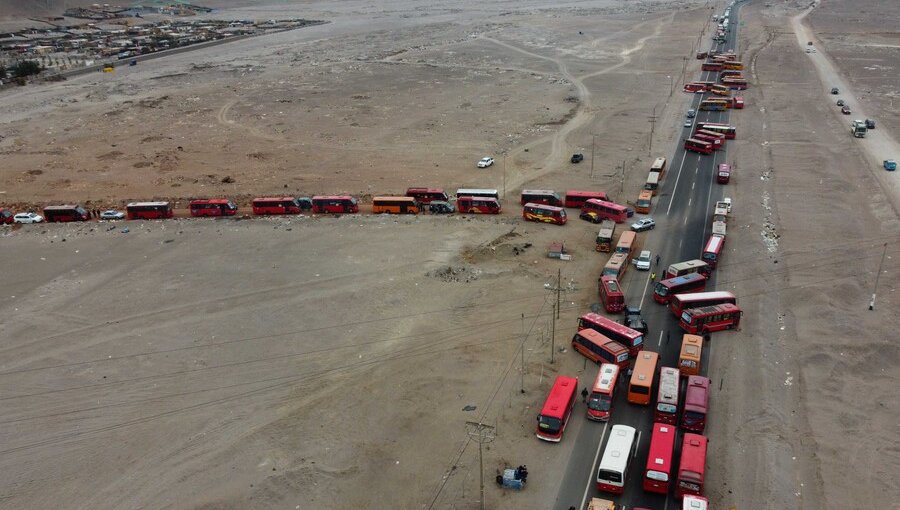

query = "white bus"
[
  {"left": 596, "top": 424, "right": 638, "bottom": 494},
  {"left": 455, "top": 188, "right": 499, "bottom": 200}
]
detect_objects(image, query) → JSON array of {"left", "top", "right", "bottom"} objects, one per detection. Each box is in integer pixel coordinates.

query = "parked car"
[
  {"left": 296, "top": 196, "right": 313, "bottom": 211},
  {"left": 625, "top": 207, "right": 635, "bottom": 218},
  {"left": 831, "top": 87, "right": 839, "bottom": 94},
  {"left": 686, "top": 109, "right": 696, "bottom": 118},
  {"left": 100, "top": 209, "right": 125, "bottom": 220},
  {"left": 805, "top": 48, "right": 816, "bottom": 53},
  {"left": 630, "top": 217, "right": 655, "bottom": 232},
  {"left": 836, "top": 99, "right": 844, "bottom": 106},
  {"left": 884, "top": 160, "right": 897, "bottom": 171},
  {"left": 13, "top": 212, "right": 44, "bottom": 224},
  {"left": 571, "top": 153, "right": 584, "bottom": 164},
  {"left": 476, "top": 157, "right": 495, "bottom": 168},
  {"left": 684, "top": 119, "right": 693, "bottom": 128},
  {"left": 622, "top": 306, "right": 649, "bottom": 336},
  {"left": 580, "top": 211, "right": 602, "bottom": 223},
  {"left": 865, "top": 119, "right": 876, "bottom": 129},
  {"left": 841, "top": 106, "right": 851, "bottom": 115},
  {"left": 428, "top": 201, "right": 455, "bottom": 214},
  {"left": 634, "top": 250, "right": 652, "bottom": 271}
]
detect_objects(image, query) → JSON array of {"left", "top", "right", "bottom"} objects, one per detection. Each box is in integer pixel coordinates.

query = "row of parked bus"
[{"left": 635, "top": 157, "right": 668, "bottom": 214}]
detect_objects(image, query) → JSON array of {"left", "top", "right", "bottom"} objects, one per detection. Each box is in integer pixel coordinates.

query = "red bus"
[
  {"left": 696, "top": 122, "right": 736, "bottom": 139},
  {"left": 578, "top": 313, "right": 644, "bottom": 356},
  {"left": 684, "top": 138, "right": 714, "bottom": 155},
  {"left": 126, "top": 202, "right": 173, "bottom": 220},
  {"left": 252, "top": 197, "right": 302, "bottom": 215},
  {"left": 676, "top": 434, "right": 708, "bottom": 498},
  {"left": 190, "top": 199, "right": 238, "bottom": 217},
  {"left": 564, "top": 190, "right": 610, "bottom": 208},
  {"left": 654, "top": 367, "right": 681, "bottom": 425},
  {"left": 520, "top": 190, "right": 563, "bottom": 207},
  {"left": 457, "top": 196, "right": 501, "bottom": 214},
  {"left": 695, "top": 129, "right": 726, "bottom": 144},
  {"left": 653, "top": 273, "right": 708, "bottom": 304},
  {"left": 312, "top": 195, "right": 359, "bottom": 214},
  {"left": 680, "top": 303, "right": 742, "bottom": 334},
  {"left": 700, "top": 62, "right": 723, "bottom": 72},
  {"left": 669, "top": 291, "right": 736, "bottom": 318},
  {"left": 691, "top": 133, "right": 723, "bottom": 150},
  {"left": 665, "top": 259, "right": 711, "bottom": 280},
  {"left": 587, "top": 363, "right": 620, "bottom": 421},
  {"left": 717, "top": 163, "right": 731, "bottom": 184},
  {"left": 643, "top": 422, "right": 676, "bottom": 494},
  {"left": 581, "top": 199, "right": 628, "bottom": 223},
  {"left": 599, "top": 275, "right": 625, "bottom": 313},
  {"left": 571, "top": 329, "right": 630, "bottom": 369},
  {"left": 682, "top": 376, "right": 710, "bottom": 433},
  {"left": 43, "top": 205, "right": 90, "bottom": 222},
  {"left": 523, "top": 203, "right": 567, "bottom": 225},
  {"left": 684, "top": 81, "right": 714, "bottom": 92},
  {"left": 733, "top": 96, "right": 745, "bottom": 109},
  {"left": 536, "top": 375, "right": 578, "bottom": 442},
  {"left": 722, "top": 78, "right": 747, "bottom": 90},
  {"left": 405, "top": 187, "right": 449, "bottom": 203},
  {"left": 701, "top": 234, "right": 725, "bottom": 268}
]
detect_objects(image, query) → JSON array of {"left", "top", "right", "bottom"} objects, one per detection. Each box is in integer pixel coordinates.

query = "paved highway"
[{"left": 552, "top": 2, "right": 745, "bottom": 509}]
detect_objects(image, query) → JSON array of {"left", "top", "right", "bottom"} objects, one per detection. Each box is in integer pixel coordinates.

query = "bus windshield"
[
  {"left": 537, "top": 415, "right": 562, "bottom": 434},
  {"left": 597, "top": 470, "right": 622, "bottom": 483},
  {"left": 589, "top": 395, "right": 612, "bottom": 412}
]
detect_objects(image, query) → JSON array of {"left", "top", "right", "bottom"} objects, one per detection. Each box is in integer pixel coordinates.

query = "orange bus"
[
  {"left": 372, "top": 196, "right": 419, "bottom": 214},
  {"left": 627, "top": 350, "right": 659, "bottom": 405},
  {"left": 635, "top": 189, "right": 653, "bottom": 214},
  {"left": 615, "top": 230, "right": 637, "bottom": 257},
  {"left": 708, "top": 84, "right": 730, "bottom": 97},
  {"left": 678, "top": 334, "right": 704, "bottom": 376},
  {"left": 650, "top": 157, "right": 667, "bottom": 180}
]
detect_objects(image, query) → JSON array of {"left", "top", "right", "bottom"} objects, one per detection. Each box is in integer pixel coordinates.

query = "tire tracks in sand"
[{"left": 479, "top": 13, "right": 671, "bottom": 193}]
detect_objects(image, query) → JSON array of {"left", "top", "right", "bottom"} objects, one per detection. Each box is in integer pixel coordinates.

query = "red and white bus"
[
  {"left": 701, "top": 234, "right": 726, "bottom": 268},
  {"left": 571, "top": 329, "right": 630, "bottom": 369},
  {"left": 587, "top": 363, "right": 620, "bottom": 421},
  {"left": 665, "top": 259, "right": 711, "bottom": 280},
  {"left": 700, "top": 62, "right": 723, "bottom": 72},
  {"left": 682, "top": 375, "right": 710, "bottom": 433},
  {"left": 536, "top": 375, "right": 578, "bottom": 442},
  {"left": 653, "top": 273, "right": 708, "bottom": 304},
  {"left": 405, "top": 187, "right": 449, "bottom": 203},
  {"left": 723, "top": 60, "right": 743, "bottom": 70},
  {"left": 709, "top": 84, "right": 730, "bottom": 96},
  {"left": 312, "top": 195, "right": 359, "bottom": 214},
  {"left": 683, "top": 495, "right": 709, "bottom": 510},
  {"left": 720, "top": 69, "right": 743, "bottom": 79},
  {"left": 654, "top": 367, "right": 681, "bottom": 425},
  {"left": 684, "top": 81, "right": 714, "bottom": 93},
  {"left": 599, "top": 275, "right": 625, "bottom": 313},
  {"left": 578, "top": 312, "right": 645, "bottom": 356},
  {"left": 523, "top": 203, "right": 567, "bottom": 225},
  {"left": 696, "top": 122, "right": 736, "bottom": 139},
  {"left": 733, "top": 96, "right": 745, "bottom": 109},
  {"left": 581, "top": 199, "right": 629, "bottom": 223},
  {"left": 691, "top": 133, "right": 723, "bottom": 151},
  {"left": 669, "top": 291, "right": 736, "bottom": 318},
  {"left": 455, "top": 188, "right": 499, "bottom": 200},
  {"left": 602, "top": 252, "right": 629, "bottom": 280},
  {"left": 643, "top": 422, "right": 677, "bottom": 494},
  {"left": 43, "top": 205, "right": 90, "bottom": 222},
  {"left": 717, "top": 163, "right": 731, "bottom": 184},
  {"left": 520, "top": 190, "right": 563, "bottom": 207},
  {"left": 722, "top": 78, "right": 748, "bottom": 90},
  {"left": 126, "top": 202, "right": 173, "bottom": 220},
  {"left": 684, "top": 138, "right": 714, "bottom": 155},
  {"left": 695, "top": 128, "right": 726, "bottom": 144},
  {"left": 457, "top": 196, "right": 501, "bottom": 214},
  {"left": 676, "top": 434, "right": 708, "bottom": 499},
  {"left": 564, "top": 190, "right": 609, "bottom": 208},
  {"left": 680, "top": 303, "right": 742, "bottom": 334},
  {"left": 596, "top": 424, "right": 638, "bottom": 493},
  {"left": 190, "top": 199, "right": 238, "bottom": 217},
  {"left": 252, "top": 197, "right": 302, "bottom": 215}
]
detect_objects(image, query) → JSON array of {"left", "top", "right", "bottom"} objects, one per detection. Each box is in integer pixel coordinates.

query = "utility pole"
[
  {"left": 621, "top": 159, "right": 626, "bottom": 195},
  {"left": 466, "top": 421, "right": 495, "bottom": 510},
  {"left": 520, "top": 313, "right": 525, "bottom": 393},
  {"left": 648, "top": 105, "right": 658, "bottom": 156},
  {"left": 590, "top": 134, "right": 597, "bottom": 179},
  {"left": 682, "top": 56, "right": 688, "bottom": 86},
  {"left": 556, "top": 269, "right": 561, "bottom": 319},
  {"left": 869, "top": 243, "right": 888, "bottom": 310},
  {"left": 503, "top": 155, "right": 507, "bottom": 199}
]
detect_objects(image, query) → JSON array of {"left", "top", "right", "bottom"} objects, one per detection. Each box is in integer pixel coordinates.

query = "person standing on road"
[
  {"left": 656, "top": 254, "right": 660, "bottom": 267},
  {"left": 581, "top": 387, "right": 588, "bottom": 403}
]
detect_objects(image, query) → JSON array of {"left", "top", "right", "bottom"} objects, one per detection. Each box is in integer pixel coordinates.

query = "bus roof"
[
  {"left": 43, "top": 205, "right": 82, "bottom": 210},
  {"left": 651, "top": 157, "right": 666, "bottom": 170},
  {"left": 585, "top": 198, "right": 627, "bottom": 211},
  {"left": 254, "top": 197, "right": 296, "bottom": 202},
  {"left": 646, "top": 422, "right": 676, "bottom": 473},
  {"left": 631, "top": 350, "right": 659, "bottom": 386},
  {"left": 539, "top": 375, "right": 578, "bottom": 419},
  {"left": 658, "top": 367, "right": 680, "bottom": 405},
  {"left": 127, "top": 201, "right": 169, "bottom": 207},
  {"left": 645, "top": 172, "right": 660, "bottom": 184},
  {"left": 638, "top": 189, "right": 653, "bottom": 199},
  {"left": 598, "top": 424, "right": 637, "bottom": 473},
  {"left": 606, "top": 252, "right": 628, "bottom": 267},
  {"left": 684, "top": 376, "right": 710, "bottom": 412},
  {"left": 600, "top": 275, "right": 623, "bottom": 295},
  {"left": 524, "top": 202, "right": 564, "bottom": 212},
  {"left": 668, "top": 260, "right": 707, "bottom": 271},
  {"left": 592, "top": 363, "right": 620, "bottom": 393},
  {"left": 576, "top": 329, "right": 627, "bottom": 352},
  {"left": 456, "top": 188, "right": 498, "bottom": 195},
  {"left": 685, "top": 138, "right": 712, "bottom": 146},
  {"left": 566, "top": 190, "right": 607, "bottom": 197},
  {"left": 522, "top": 189, "right": 557, "bottom": 195},
  {"left": 704, "top": 234, "right": 725, "bottom": 252},
  {"left": 683, "top": 495, "right": 709, "bottom": 510},
  {"left": 678, "top": 434, "right": 708, "bottom": 482},
  {"left": 373, "top": 196, "right": 416, "bottom": 201},
  {"left": 662, "top": 273, "right": 707, "bottom": 287},
  {"left": 190, "top": 198, "right": 232, "bottom": 204},
  {"left": 673, "top": 291, "right": 736, "bottom": 303},
  {"left": 683, "top": 302, "right": 741, "bottom": 317},
  {"left": 406, "top": 187, "right": 444, "bottom": 193},
  {"left": 312, "top": 195, "right": 355, "bottom": 200}
]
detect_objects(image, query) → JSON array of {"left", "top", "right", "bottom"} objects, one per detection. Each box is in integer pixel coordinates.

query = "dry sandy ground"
[
  {"left": 703, "top": 1, "right": 900, "bottom": 508},
  {"left": 2, "top": 0, "right": 898, "bottom": 509}
]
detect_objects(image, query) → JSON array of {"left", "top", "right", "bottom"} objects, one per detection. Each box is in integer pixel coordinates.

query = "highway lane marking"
[
  {"left": 638, "top": 271, "right": 653, "bottom": 309},
  {"left": 688, "top": 197, "right": 692, "bottom": 207},
  {"left": 666, "top": 151, "right": 691, "bottom": 216},
  {"left": 683, "top": 215, "right": 688, "bottom": 225},
  {"left": 657, "top": 330, "right": 664, "bottom": 347},
  {"left": 578, "top": 422, "right": 610, "bottom": 510}
]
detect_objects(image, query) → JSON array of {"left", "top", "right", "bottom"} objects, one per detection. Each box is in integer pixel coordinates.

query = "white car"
[
  {"left": 684, "top": 119, "right": 693, "bottom": 128},
  {"left": 476, "top": 157, "right": 495, "bottom": 168},
  {"left": 13, "top": 212, "right": 44, "bottom": 224},
  {"left": 631, "top": 218, "right": 656, "bottom": 232},
  {"left": 100, "top": 209, "right": 125, "bottom": 220},
  {"left": 634, "top": 250, "right": 652, "bottom": 271}
]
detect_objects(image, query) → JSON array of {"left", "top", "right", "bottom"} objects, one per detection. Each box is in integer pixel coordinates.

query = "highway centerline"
[{"left": 578, "top": 422, "right": 610, "bottom": 510}]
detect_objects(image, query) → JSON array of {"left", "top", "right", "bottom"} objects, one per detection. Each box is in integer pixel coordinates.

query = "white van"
[{"left": 634, "top": 250, "right": 652, "bottom": 271}]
